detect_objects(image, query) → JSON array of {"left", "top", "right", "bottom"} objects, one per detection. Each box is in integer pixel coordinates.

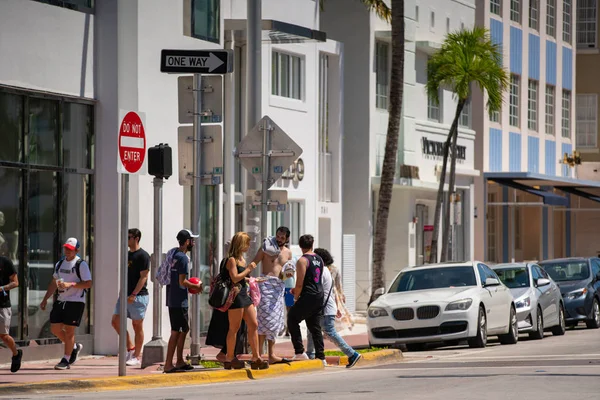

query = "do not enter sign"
[{"left": 118, "top": 111, "right": 147, "bottom": 174}]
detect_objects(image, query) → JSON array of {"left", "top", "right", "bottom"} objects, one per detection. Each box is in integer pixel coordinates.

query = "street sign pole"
[
  {"left": 118, "top": 173, "right": 129, "bottom": 377},
  {"left": 260, "top": 121, "right": 272, "bottom": 249},
  {"left": 190, "top": 73, "right": 202, "bottom": 363}
]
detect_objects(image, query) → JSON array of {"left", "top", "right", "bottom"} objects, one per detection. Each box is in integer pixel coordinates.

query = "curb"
[
  {"left": 0, "top": 360, "right": 324, "bottom": 396},
  {"left": 325, "top": 349, "right": 403, "bottom": 367}
]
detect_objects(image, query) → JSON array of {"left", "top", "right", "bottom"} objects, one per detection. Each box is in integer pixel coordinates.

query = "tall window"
[
  {"left": 547, "top": 0, "right": 556, "bottom": 37},
  {"left": 459, "top": 99, "right": 471, "bottom": 128},
  {"left": 490, "top": 109, "right": 501, "bottom": 123},
  {"left": 430, "top": 11, "right": 436, "bottom": 29},
  {"left": 529, "top": 0, "right": 539, "bottom": 30},
  {"left": 510, "top": 75, "right": 520, "bottom": 127},
  {"left": 31, "top": 0, "right": 93, "bottom": 12},
  {"left": 272, "top": 51, "right": 304, "bottom": 100},
  {"left": 511, "top": 0, "right": 521, "bottom": 23},
  {"left": 546, "top": 85, "right": 556, "bottom": 135},
  {"left": 446, "top": 17, "right": 451, "bottom": 33},
  {"left": 528, "top": 80, "right": 539, "bottom": 131},
  {"left": 427, "top": 91, "right": 441, "bottom": 122},
  {"left": 577, "top": 0, "right": 597, "bottom": 48},
  {"left": 562, "top": 90, "right": 571, "bottom": 138},
  {"left": 191, "top": 0, "right": 220, "bottom": 43},
  {"left": 563, "top": 0, "right": 572, "bottom": 43},
  {"left": 0, "top": 89, "right": 94, "bottom": 341},
  {"left": 487, "top": 192, "right": 498, "bottom": 262},
  {"left": 375, "top": 41, "right": 389, "bottom": 109},
  {"left": 416, "top": 5, "right": 419, "bottom": 22},
  {"left": 576, "top": 94, "right": 598, "bottom": 147},
  {"left": 490, "top": 0, "right": 501, "bottom": 15}
]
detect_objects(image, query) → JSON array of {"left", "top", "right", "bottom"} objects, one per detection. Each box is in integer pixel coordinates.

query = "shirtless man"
[{"left": 252, "top": 227, "right": 292, "bottom": 364}]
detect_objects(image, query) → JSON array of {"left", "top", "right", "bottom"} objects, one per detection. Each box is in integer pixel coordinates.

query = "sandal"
[
  {"left": 250, "top": 358, "right": 269, "bottom": 370},
  {"left": 224, "top": 358, "right": 246, "bottom": 370}
]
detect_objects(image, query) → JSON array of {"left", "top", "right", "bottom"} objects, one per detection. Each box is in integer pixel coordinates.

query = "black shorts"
[
  {"left": 50, "top": 301, "right": 86, "bottom": 327},
  {"left": 168, "top": 307, "right": 189, "bottom": 333}
]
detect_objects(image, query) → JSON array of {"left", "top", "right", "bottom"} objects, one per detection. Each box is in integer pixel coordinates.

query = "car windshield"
[
  {"left": 389, "top": 266, "right": 477, "bottom": 293},
  {"left": 541, "top": 261, "right": 590, "bottom": 282},
  {"left": 494, "top": 267, "right": 530, "bottom": 288}
]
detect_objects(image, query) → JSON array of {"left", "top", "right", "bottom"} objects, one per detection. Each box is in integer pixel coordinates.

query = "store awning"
[
  {"left": 224, "top": 19, "right": 326, "bottom": 43},
  {"left": 485, "top": 172, "right": 600, "bottom": 206}
]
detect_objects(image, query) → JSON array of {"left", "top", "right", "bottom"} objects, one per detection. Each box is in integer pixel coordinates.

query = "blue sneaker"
[{"left": 346, "top": 352, "right": 362, "bottom": 369}]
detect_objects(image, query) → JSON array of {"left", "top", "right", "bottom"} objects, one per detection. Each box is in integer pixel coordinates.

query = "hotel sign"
[{"left": 421, "top": 137, "right": 466, "bottom": 163}]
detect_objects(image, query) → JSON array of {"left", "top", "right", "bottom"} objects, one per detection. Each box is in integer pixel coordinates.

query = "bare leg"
[
  {"left": 258, "top": 334, "right": 266, "bottom": 358},
  {"left": 175, "top": 331, "right": 187, "bottom": 367},
  {"left": 62, "top": 326, "right": 76, "bottom": 359},
  {"left": 242, "top": 305, "right": 260, "bottom": 362},
  {"left": 51, "top": 323, "right": 67, "bottom": 343},
  {"left": 111, "top": 314, "right": 134, "bottom": 350},
  {"left": 131, "top": 320, "right": 144, "bottom": 358},
  {"left": 226, "top": 309, "right": 243, "bottom": 361},
  {"left": 0, "top": 334, "right": 17, "bottom": 356},
  {"left": 164, "top": 331, "right": 179, "bottom": 371}
]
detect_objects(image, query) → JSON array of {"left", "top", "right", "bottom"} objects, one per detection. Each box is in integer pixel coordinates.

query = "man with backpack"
[{"left": 40, "top": 238, "right": 92, "bottom": 370}]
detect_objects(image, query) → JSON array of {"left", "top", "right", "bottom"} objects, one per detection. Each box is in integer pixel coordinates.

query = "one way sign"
[{"left": 160, "top": 49, "right": 234, "bottom": 74}]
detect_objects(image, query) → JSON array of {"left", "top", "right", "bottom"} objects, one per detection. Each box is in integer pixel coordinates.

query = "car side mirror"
[
  {"left": 537, "top": 278, "right": 551, "bottom": 287},
  {"left": 373, "top": 287, "right": 385, "bottom": 299},
  {"left": 484, "top": 277, "right": 500, "bottom": 287}
]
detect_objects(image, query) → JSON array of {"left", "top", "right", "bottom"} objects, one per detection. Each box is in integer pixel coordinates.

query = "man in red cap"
[{"left": 41, "top": 238, "right": 92, "bottom": 370}]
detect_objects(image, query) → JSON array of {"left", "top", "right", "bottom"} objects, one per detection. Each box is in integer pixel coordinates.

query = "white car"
[{"left": 368, "top": 261, "right": 518, "bottom": 350}]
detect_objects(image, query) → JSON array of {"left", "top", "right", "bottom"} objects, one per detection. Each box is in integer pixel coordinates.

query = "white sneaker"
[
  {"left": 321, "top": 359, "right": 328, "bottom": 367},
  {"left": 292, "top": 353, "right": 309, "bottom": 361},
  {"left": 125, "top": 350, "right": 135, "bottom": 362},
  {"left": 126, "top": 356, "right": 141, "bottom": 366}
]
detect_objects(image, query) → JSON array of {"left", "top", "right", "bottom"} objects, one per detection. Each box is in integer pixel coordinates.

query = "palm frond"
[{"left": 426, "top": 26, "right": 508, "bottom": 114}]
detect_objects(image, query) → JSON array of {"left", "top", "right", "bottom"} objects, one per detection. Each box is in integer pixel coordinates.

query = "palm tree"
[{"left": 426, "top": 27, "right": 508, "bottom": 263}]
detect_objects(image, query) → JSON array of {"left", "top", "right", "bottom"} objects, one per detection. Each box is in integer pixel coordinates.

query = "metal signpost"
[
  {"left": 162, "top": 49, "right": 231, "bottom": 364},
  {"left": 117, "top": 110, "right": 147, "bottom": 376}
]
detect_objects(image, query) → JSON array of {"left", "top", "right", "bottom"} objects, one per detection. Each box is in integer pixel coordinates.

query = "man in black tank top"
[{"left": 287, "top": 235, "right": 326, "bottom": 362}]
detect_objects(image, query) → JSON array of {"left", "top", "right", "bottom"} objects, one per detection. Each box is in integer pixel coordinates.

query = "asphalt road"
[{"left": 9, "top": 326, "right": 600, "bottom": 400}]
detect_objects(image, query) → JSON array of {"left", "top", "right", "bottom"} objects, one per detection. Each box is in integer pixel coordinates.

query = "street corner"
[{"left": 353, "top": 349, "right": 404, "bottom": 368}]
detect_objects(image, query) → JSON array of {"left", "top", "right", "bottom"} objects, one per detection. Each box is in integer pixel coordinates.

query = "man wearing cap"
[
  {"left": 41, "top": 238, "right": 92, "bottom": 370},
  {"left": 164, "top": 229, "right": 203, "bottom": 373}
]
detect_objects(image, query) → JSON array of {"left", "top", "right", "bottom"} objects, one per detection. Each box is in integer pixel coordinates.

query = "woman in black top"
[{"left": 224, "top": 232, "right": 268, "bottom": 370}]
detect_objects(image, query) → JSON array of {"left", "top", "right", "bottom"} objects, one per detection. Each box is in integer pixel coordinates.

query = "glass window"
[
  {"left": 528, "top": 80, "right": 538, "bottom": 131},
  {"left": 577, "top": 0, "right": 597, "bottom": 48},
  {"left": 375, "top": 41, "right": 389, "bottom": 109},
  {"left": 31, "top": 0, "right": 94, "bottom": 12},
  {"left": 592, "top": 260, "right": 600, "bottom": 277},
  {"left": 562, "top": 90, "right": 571, "bottom": 138},
  {"left": 446, "top": 17, "right": 450, "bottom": 33},
  {"left": 0, "top": 92, "right": 23, "bottom": 163},
  {"left": 491, "top": 0, "right": 501, "bottom": 15},
  {"left": 547, "top": 0, "right": 556, "bottom": 38},
  {"left": 459, "top": 99, "right": 471, "bottom": 128},
  {"left": 389, "top": 266, "right": 477, "bottom": 292},
  {"left": 541, "top": 261, "right": 591, "bottom": 281},
  {"left": 477, "top": 264, "right": 488, "bottom": 285},
  {"left": 510, "top": 74, "right": 520, "bottom": 127},
  {"left": 495, "top": 267, "right": 530, "bottom": 288},
  {"left": 28, "top": 98, "right": 59, "bottom": 166},
  {"left": 272, "top": 51, "right": 304, "bottom": 101},
  {"left": 546, "top": 85, "right": 555, "bottom": 135},
  {"left": 511, "top": 0, "right": 521, "bottom": 23},
  {"left": 563, "top": 0, "right": 572, "bottom": 43},
  {"left": 490, "top": 109, "right": 501, "bottom": 123},
  {"left": 416, "top": 5, "right": 419, "bottom": 22},
  {"left": 63, "top": 103, "right": 93, "bottom": 169},
  {"left": 191, "top": 0, "right": 220, "bottom": 43},
  {"left": 529, "top": 0, "right": 539, "bottom": 30},
  {"left": 576, "top": 94, "right": 598, "bottom": 147}
]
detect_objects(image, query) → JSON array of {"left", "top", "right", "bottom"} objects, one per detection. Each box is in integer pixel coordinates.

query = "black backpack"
[{"left": 55, "top": 258, "right": 89, "bottom": 298}]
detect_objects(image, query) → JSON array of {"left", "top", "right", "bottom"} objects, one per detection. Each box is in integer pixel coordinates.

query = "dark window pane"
[
  {"left": 27, "top": 170, "right": 57, "bottom": 339},
  {"left": 63, "top": 103, "right": 93, "bottom": 169},
  {"left": 0, "top": 168, "right": 23, "bottom": 338},
  {"left": 0, "top": 92, "right": 23, "bottom": 162},
  {"left": 192, "top": 0, "right": 220, "bottom": 43},
  {"left": 28, "top": 98, "right": 58, "bottom": 166}
]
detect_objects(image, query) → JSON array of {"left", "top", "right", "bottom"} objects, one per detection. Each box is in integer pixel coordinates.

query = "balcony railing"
[{"left": 319, "top": 152, "right": 332, "bottom": 202}]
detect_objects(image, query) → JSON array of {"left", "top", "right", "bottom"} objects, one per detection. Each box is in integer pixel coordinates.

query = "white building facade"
[
  {"left": 0, "top": 0, "right": 343, "bottom": 360},
  {"left": 322, "top": 0, "right": 478, "bottom": 311}
]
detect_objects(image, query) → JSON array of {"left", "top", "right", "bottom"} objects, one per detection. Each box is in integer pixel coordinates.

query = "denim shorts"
[{"left": 114, "top": 295, "right": 149, "bottom": 321}]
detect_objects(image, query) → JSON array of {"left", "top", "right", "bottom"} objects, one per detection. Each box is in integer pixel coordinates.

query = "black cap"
[{"left": 176, "top": 229, "right": 199, "bottom": 242}]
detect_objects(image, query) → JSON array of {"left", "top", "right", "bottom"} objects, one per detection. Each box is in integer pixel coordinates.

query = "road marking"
[{"left": 367, "top": 365, "right": 600, "bottom": 372}]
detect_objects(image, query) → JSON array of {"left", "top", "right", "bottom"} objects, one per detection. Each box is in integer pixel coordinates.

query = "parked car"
[
  {"left": 539, "top": 257, "right": 600, "bottom": 329},
  {"left": 367, "top": 261, "right": 518, "bottom": 351},
  {"left": 493, "top": 262, "right": 566, "bottom": 339}
]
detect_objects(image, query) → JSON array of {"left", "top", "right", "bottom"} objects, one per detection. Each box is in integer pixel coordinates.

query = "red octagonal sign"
[{"left": 118, "top": 111, "right": 146, "bottom": 174}]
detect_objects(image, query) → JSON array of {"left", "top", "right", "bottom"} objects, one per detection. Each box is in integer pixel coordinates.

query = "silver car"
[{"left": 493, "top": 263, "right": 566, "bottom": 339}]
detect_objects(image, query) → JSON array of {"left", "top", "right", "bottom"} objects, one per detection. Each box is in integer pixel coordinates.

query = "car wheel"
[
  {"left": 468, "top": 306, "right": 487, "bottom": 348},
  {"left": 499, "top": 306, "right": 519, "bottom": 345},
  {"left": 586, "top": 298, "right": 600, "bottom": 329},
  {"left": 551, "top": 304, "right": 566, "bottom": 336},
  {"left": 405, "top": 343, "right": 426, "bottom": 352},
  {"left": 529, "top": 307, "right": 544, "bottom": 340}
]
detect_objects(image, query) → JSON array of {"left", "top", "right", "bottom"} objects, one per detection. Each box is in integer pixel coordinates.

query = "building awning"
[
  {"left": 485, "top": 172, "right": 600, "bottom": 206},
  {"left": 416, "top": 40, "right": 442, "bottom": 55},
  {"left": 224, "top": 19, "right": 326, "bottom": 43}
]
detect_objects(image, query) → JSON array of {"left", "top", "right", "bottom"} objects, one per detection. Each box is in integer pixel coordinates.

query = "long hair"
[
  {"left": 314, "top": 248, "right": 334, "bottom": 266},
  {"left": 228, "top": 232, "right": 250, "bottom": 260}
]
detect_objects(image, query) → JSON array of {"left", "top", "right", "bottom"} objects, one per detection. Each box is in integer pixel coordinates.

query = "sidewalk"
[{"left": 0, "top": 323, "right": 369, "bottom": 386}]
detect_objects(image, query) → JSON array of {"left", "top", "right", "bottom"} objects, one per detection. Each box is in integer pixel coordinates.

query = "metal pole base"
[
  {"left": 141, "top": 338, "right": 168, "bottom": 369},
  {"left": 187, "top": 344, "right": 203, "bottom": 365}
]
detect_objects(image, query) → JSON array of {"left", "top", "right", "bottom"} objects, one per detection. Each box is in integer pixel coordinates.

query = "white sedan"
[{"left": 368, "top": 261, "right": 518, "bottom": 350}]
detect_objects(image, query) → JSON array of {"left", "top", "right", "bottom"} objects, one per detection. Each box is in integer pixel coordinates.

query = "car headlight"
[
  {"left": 445, "top": 298, "right": 473, "bottom": 311},
  {"left": 368, "top": 307, "right": 388, "bottom": 318},
  {"left": 515, "top": 297, "right": 531, "bottom": 309},
  {"left": 566, "top": 288, "right": 587, "bottom": 300}
]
